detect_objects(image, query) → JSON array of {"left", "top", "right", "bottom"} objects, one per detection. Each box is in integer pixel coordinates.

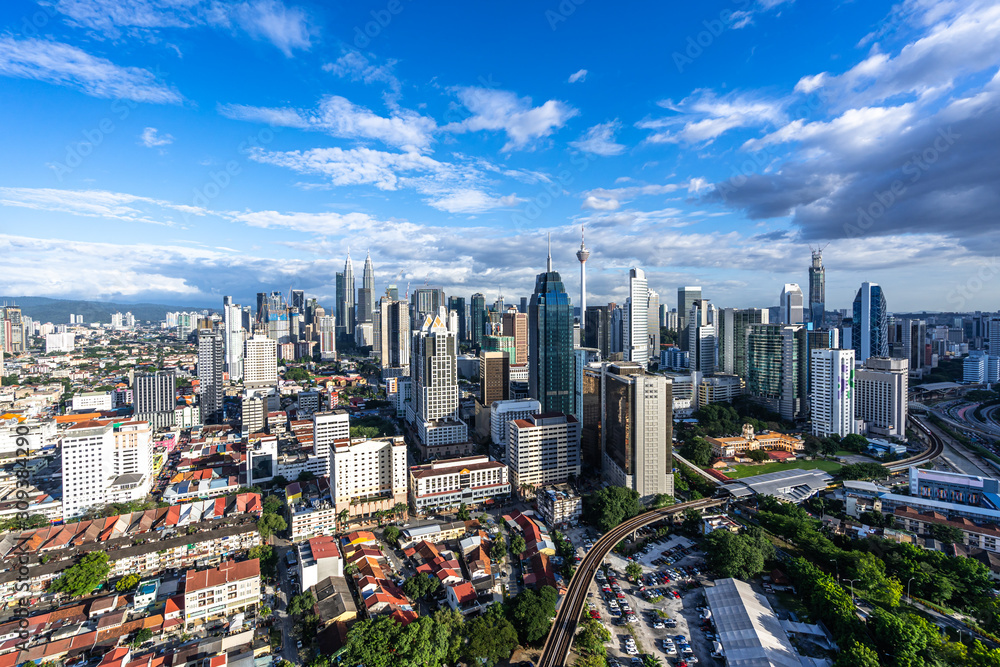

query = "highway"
[
  {"left": 536, "top": 497, "right": 725, "bottom": 667},
  {"left": 883, "top": 415, "right": 944, "bottom": 472}
]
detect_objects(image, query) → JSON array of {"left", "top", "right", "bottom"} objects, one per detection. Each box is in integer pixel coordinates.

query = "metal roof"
[{"left": 705, "top": 578, "right": 802, "bottom": 667}]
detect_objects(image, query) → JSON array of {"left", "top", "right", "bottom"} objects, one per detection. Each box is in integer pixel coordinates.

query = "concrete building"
[
  {"left": 809, "top": 348, "right": 857, "bottom": 437},
  {"left": 243, "top": 334, "right": 277, "bottom": 390},
  {"left": 490, "top": 398, "right": 542, "bottom": 449},
  {"left": 296, "top": 535, "right": 344, "bottom": 592},
  {"left": 409, "top": 455, "right": 510, "bottom": 512},
  {"left": 718, "top": 308, "right": 768, "bottom": 377},
  {"left": 71, "top": 392, "right": 112, "bottom": 412},
  {"left": 779, "top": 283, "right": 804, "bottom": 325},
  {"left": 677, "top": 286, "right": 701, "bottom": 352},
  {"left": 537, "top": 484, "right": 582, "bottom": 528},
  {"left": 480, "top": 351, "right": 510, "bottom": 405},
  {"left": 312, "top": 410, "right": 350, "bottom": 477},
  {"left": 697, "top": 374, "right": 744, "bottom": 408},
  {"left": 747, "top": 323, "right": 807, "bottom": 422},
  {"left": 197, "top": 330, "right": 224, "bottom": 424},
  {"left": 330, "top": 436, "right": 408, "bottom": 524},
  {"left": 317, "top": 315, "right": 337, "bottom": 361},
  {"left": 134, "top": 371, "right": 176, "bottom": 430},
  {"left": 688, "top": 300, "right": 717, "bottom": 375},
  {"left": 374, "top": 298, "right": 410, "bottom": 373},
  {"left": 61, "top": 419, "right": 153, "bottom": 519},
  {"left": 501, "top": 308, "right": 528, "bottom": 365},
  {"left": 183, "top": 559, "right": 260, "bottom": 629},
  {"left": 855, "top": 356, "right": 908, "bottom": 438},
  {"left": 410, "top": 314, "right": 472, "bottom": 458},
  {"left": 707, "top": 424, "right": 804, "bottom": 459},
  {"left": 222, "top": 296, "right": 246, "bottom": 382},
  {"left": 508, "top": 413, "right": 581, "bottom": 493},
  {"left": 625, "top": 268, "right": 650, "bottom": 366}
]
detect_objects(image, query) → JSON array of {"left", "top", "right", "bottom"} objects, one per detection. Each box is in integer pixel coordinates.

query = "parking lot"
[{"left": 588, "top": 534, "right": 716, "bottom": 667}]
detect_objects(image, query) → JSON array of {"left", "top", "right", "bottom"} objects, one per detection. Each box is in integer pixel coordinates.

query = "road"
[
  {"left": 274, "top": 543, "right": 302, "bottom": 664},
  {"left": 536, "top": 497, "right": 725, "bottom": 667}
]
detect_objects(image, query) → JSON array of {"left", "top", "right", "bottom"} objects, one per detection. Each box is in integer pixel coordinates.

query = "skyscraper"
[
  {"left": 197, "top": 330, "right": 224, "bottom": 424},
  {"left": 447, "top": 296, "right": 467, "bottom": 343},
  {"left": 317, "top": 315, "right": 337, "bottom": 361},
  {"left": 779, "top": 283, "right": 805, "bottom": 325},
  {"left": 290, "top": 289, "right": 306, "bottom": 313},
  {"left": 529, "top": 237, "right": 575, "bottom": 415},
  {"left": 584, "top": 305, "right": 610, "bottom": 359},
  {"left": 808, "top": 248, "right": 825, "bottom": 325},
  {"left": 677, "top": 286, "right": 701, "bottom": 351},
  {"left": 335, "top": 272, "right": 347, "bottom": 336},
  {"left": 852, "top": 282, "right": 889, "bottom": 364},
  {"left": 358, "top": 251, "right": 375, "bottom": 324},
  {"left": 471, "top": 293, "right": 487, "bottom": 350},
  {"left": 576, "top": 225, "right": 590, "bottom": 333},
  {"left": 901, "top": 319, "right": 927, "bottom": 372},
  {"left": 855, "top": 357, "right": 908, "bottom": 438},
  {"left": 501, "top": 307, "right": 528, "bottom": 365},
  {"left": 747, "top": 323, "right": 807, "bottom": 421},
  {"left": 411, "top": 313, "right": 471, "bottom": 457},
  {"left": 810, "top": 348, "right": 855, "bottom": 437},
  {"left": 244, "top": 334, "right": 278, "bottom": 389},
  {"left": 480, "top": 351, "right": 510, "bottom": 404},
  {"left": 687, "top": 300, "right": 717, "bottom": 375},
  {"left": 343, "top": 251, "right": 356, "bottom": 335},
  {"left": 411, "top": 287, "right": 445, "bottom": 323},
  {"left": 625, "top": 268, "right": 649, "bottom": 366},
  {"left": 718, "top": 308, "right": 769, "bottom": 377},
  {"left": 222, "top": 296, "right": 246, "bottom": 382},
  {"left": 135, "top": 371, "right": 176, "bottom": 430},
  {"left": 375, "top": 298, "right": 410, "bottom": 372},
  {"left": 647, "top": 290, "right": 660, "bottom": 362}
]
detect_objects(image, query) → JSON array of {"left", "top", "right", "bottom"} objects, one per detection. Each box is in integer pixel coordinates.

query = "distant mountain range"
[{"left": 0, "top": 297, "right": 213, "bottom": 324}]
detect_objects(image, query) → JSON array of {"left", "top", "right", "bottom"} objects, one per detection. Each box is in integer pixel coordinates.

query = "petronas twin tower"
[{"left": 335, "top": 249, "right": 375, "bottom": 336}]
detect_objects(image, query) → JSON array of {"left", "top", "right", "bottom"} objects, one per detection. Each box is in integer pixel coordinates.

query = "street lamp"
[
  {"left": 843, "top": 578, "right": 859, "bottom": 600},
  {"left": 907, "top": 577, "right": 917, "bottom": 601},
  {"left": 829, "top": 558, "right": 839, "bottom": 581}
]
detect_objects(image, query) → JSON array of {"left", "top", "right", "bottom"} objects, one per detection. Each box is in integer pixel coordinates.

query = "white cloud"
[
  {"left": 248, "top": 146, "right": 441, "bottom": 190},
  {"left": 0, "top": 36, "right": 182, "bottom": 103},
  {"left": 581, "top": 196, "right": 620, "bottom": 211},
  {"left": 0, "top": 187, "right": 207, "bottom": 225},
  {"left": 569, "top": 120, "right": 627, "bottom": 156},
  {"left": 219, "top": 95, "right": 436, "bottom": 151},
  {"left": 323, "top": 51, "right": 400, "bottom": 96},
  {"left": 221, "top": 0, "right": 313, "bottom": 57},
  {"left": 426, "top": 190, "right": 524, "bottom": 214},
  {"left": 445, "top": 87, "right": 579, "bottom": 151},
  {"left": 637, "top": 90, "right": 784, "bottom": 145},
  {"left": 568, "top": 69, "right": 588, "bottom": 83},
  {"left": 140, "top": 127, "right": 174, "bottom": 147}
]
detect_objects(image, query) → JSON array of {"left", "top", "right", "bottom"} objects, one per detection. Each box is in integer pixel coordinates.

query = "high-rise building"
[
  {"left": 988, "top": 316, "right": 1000, "bottom": 355},
  {"left": 358, "top": 251, "right": 375, "bottom": 324},
  {"left": 677, "top": 286, "right": 701, "bottom": 351},
  {"left": 808, "top": 248, "right": 825, "bottom": 325},
  {"left": 529, "top": 237, "right": 575, "bottom": 415},
  {"left": 810, "top": 348, "right": 856, "bottom": 437},
  {"left": 718, "top": 308, "right": 769, "bottom": 377},
  {"left": 290, "top": 289, "right": 306, "bottom": 313},
  {"left": 135, "top": 371, "right": 176, "bottom": 430},
  {"left": 331, "top": 435, "right": 407, "bottom": 525},
  {"left": 447, "top": 296, "right": 467, "bottom": 343},
  {"left": 508, "top": 413, "right": 581, "bottom": 492},
  {"left": 501, "top": 307, "right": 528, "bottom": 364},
  {"left": 584, "top": 306, "right": 610, "bottom": 359},
  {"left": 470, "top": 293, "right": 487, "bottom": 350},
  {"left": 647, "top": 290, "right": 660, "bottom": 363},
  {"left": 747, "top": 323, "right": 807, "bottom": 421},
  {"left": 779, "top": 283, "right": 804, "bottom": 326},
  {"left": 61, "top": 419, "right": 153, "bottom": 518},
  {"left": 855, "top": 357, "right": 908, "bottom": 438},
  {"left": 576, "top": 225, "right": 590, "bottom": 333},
  {"left": 374, "top": 298, "right": 410, "bottom": 373},
  {"left": 336, "top": 252, "right": 356, "bottom": 336},
  {"left": 625, "top": 268, "right": 649, "bottom": 366},
  {"left": 852, "top": 282, "right": 889, "bottom": 364},
  {"left": 688, "top": 300, "right": 717, "bottom": 375},
  {"left": 317, "top": 315, "right": 337, "bottom": 361},
  {"left": 411, "top": 314, "right": 471, "bottom": 457},
  {"left": 244, "top": 334, "right": 278, "bottom": 389},
  {"left": 335, "top": 272, "right": 346, "bottom": 336},
  {"left": 480, "top": 351, "right": 510, "bottom": 405},
  {"left": 313, "top": 409, "right": 350, "bottom": 477},
  {"left": 197, "top": 330, "right": 224, "bottom": 424},
  {"left": 222, "top": 296, "right": 246, "bottom": 382},
  {"left": 411, "top": 287, "right": 445, "bottom": 323},
  {"left": 900, "top": 319, "right": 926, "bottom": 372},
  {"left": 600, "top": 363, "right": 673, "bottom": 501}
]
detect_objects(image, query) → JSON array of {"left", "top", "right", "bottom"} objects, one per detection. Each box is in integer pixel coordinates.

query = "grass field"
[{"left": 720, "top": 459, "right": 843, "bottom": 479}]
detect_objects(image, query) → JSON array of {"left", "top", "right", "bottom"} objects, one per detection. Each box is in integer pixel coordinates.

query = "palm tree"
[
  {"left": 392, "top": 502, "right": 408, "bottom": 521},
  {"left": 337, "top": 509, "right": 350, "bottom": 533}
]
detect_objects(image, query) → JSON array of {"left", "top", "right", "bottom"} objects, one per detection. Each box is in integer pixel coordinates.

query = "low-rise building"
[
  {"left": 409, "top": 455, "right": 510, "bottom": 513},
  {"left": 286, "top": 477, "right": 338, "bottom": 542},
  {"left": 297, "top": 535, "right": 344, "bottom": 593},
  {"left": 536, "top": 485, "right": 582, "bottom": 529},
  {"left": 707, "top": 424, "right": 804, "bottom": 459},
  {"left": 182, "top": 558, "right": 261, "bottom": 629}
]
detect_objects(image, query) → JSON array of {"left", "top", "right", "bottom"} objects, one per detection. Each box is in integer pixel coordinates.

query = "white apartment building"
[
  {"left": 810, "top": 348, "right": 857, "bottom": 437},
  {"left": 61, "top": 419, "right": 153, "bottom": 518},
  {"left": 134, "top": 371, "right": 176, "bottom": 430},
  {"left": 44, "top": 332, "right": 75, "bottom": 353},
  {"left": 330, "top": 436, "right": 408, "bottom": 522},
  {"left": 490, "top": 398, "right": 542, "bottom": 448},
  {"left": 313, "top": 409, "right": 350, "bottom": 477},
  {"left": 411, "top": 314, "right": 472, "bottom": 457},
  {"left": 183, "top": 559, "right": 261, "bottom": 629},
  {"left": 409, "top": 455, "right": 510, "bottom": 512},
  {"left": 318, "top": 315, "right": 337, "bottom": 361},
  {"left": 508, "top": 413, "right": 581, "bottom": 492},
  {"left": 855, "top": 356, "right": 908, "bottom": 439},
  {"left": 625, "top": 268, "right": 649, "bottom": 367},
  {"left": 71, "top": 392, "right": 112, "bottom": 412},
  {"left": 244, "top": 335, "right": 278, "bottom": 389}
]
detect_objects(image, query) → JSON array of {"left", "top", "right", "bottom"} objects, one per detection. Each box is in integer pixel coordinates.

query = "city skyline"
[{"left": 1, "top": 1, "right": 998, "bottom": 312}]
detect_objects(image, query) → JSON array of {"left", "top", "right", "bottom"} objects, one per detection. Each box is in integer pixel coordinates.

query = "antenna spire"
[{"left": 547, "top": 232, "right": 552, "bottom": 272}]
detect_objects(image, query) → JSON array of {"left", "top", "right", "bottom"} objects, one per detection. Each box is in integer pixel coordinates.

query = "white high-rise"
[
  {"left": 810, "top": 348, "right": 856, "bottom": 437},
  {"left": 688, "top": 300, "right": 717, "bottom": 375},
  {"left": 625, "top": 268, "right": 649, "bottom": 366},
  {"left": 61, "top": 419, "right": 153, "bottom": 519},
  {"left": 244, "top": 334, "right": 278, "bottom": 389},
  {"left": 780, "top": 284, "right": 804, "bottom": 325},
  {"left": 855, "top": 357, "right": 908, "bottom": 439},
  {"left": 223, "top": 296, "right": 246, "bottom": 382},
  {"left": 317, "top": 315, "right": 337, "bottom": 361},
  {"left": 313, "top": 409, "right": 350, "bottom": 477},
  {"left": 411, "top": 313, "right": 470, "bottom": 456}
]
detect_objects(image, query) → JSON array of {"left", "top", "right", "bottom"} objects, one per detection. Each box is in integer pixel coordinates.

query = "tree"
[
  {"left": 928, "top": 522, "right": 965, "bottom": 544},
  {"left": 840, "top": 433, "right": 869, "bottom": 453},
  {"left": 457, "top": 503, "right": 471, "bottom": 521},
  {"left": 574, "top": 617, "right": 611, "bottom": 658},
  {"left": 583, "top": 486, "right": 643, "bottom": 532},
  {"left": 259, "top": 605, "right": 272, "bottom": 617},
  {"left": 510, "top": 534, "right": 527, "bottom": 556},
  {"left": 262, "top": 494, "right": 285, "bottom": 515},
  {"left": 285, "top": 367, "right": 310, "bottom": 383},
  {"left": 681, "top": 508, "right": 702, "bottom": 536},
  {"left": 131, "top": 627, "right": 153, "bottom": 647},
  {"left": 508, "top": 586, "right": 558, "bottom": 645},
  {"left": 403, "top": 572, "right": 441, "bottom": 600},
  {"left": 383, "top": 525, "right": 401, "bottom": 546},
  {"left": 626, "top": 562, "right": 643, "bottom": 582},
  {"left": 289, "top": 591, "right": 316, "bottom": 617},
  {"left": 270, "top": 475, "right": 289, "bottom": 488},
  {"left": 48, "top": 552, "right": 110, "bottom": 597},
  {"left": 297, "top": 470, "right": 316, "bottom": 483},
  {"left": 343, "top": 615, "right": 402, "bottom": 667},
  {"left": 650, "top": 493, "right": 674, "bottom": 508},
  {"left": 465, "top": 612, "right": 519, "bottom": 666},
  {"left": 746, "top": 449, "right": 770, "bottom": 462},
  {"left": 834, "top": 639, "right": 880, "bottom": 667},
  {"left": 836, "top": 462, "right": 889, "bottom": 481},
  {"left": 257, "top": 513, "right": 287, "bottom": 539},
  {"left": 248, "top": 544, "right": 277, "bottom": 578},
  {"left": 115, "top": 573, "right": 141, "bottom": 592},
  {"left": 703, "top": 530, "right": 769, "bottom": 580},
  {"left": 869, "top": 608, "right": 928, "bottom": 667},
  {"left": 491, "top": 536, "right": 507, "bottom": 563},
  {"left": 337, "top": 508, "right": 350, "bottom": 531},
  {"left": 680, "top": 437, "right": 714, "bottom": 466}
]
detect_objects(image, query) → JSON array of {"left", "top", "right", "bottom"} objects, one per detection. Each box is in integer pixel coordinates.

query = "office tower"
[
  {"left": 779, "top": 283, "right": 805, "bottom": 325},
  {"left": 718, "top": 308, "right": 769, "bottom": 376},
  {"left": 411, "top": 314, "right": 470, "bottom": 456},
  {"left": 471, "top": 293, "right": 487, "bottom": 349},
  {"left": 747, "top": 323, "right": 807, "bottom": 421},
  {"left": 255, "top": 292, "right": 267, "bottom": 327},
  {"left": 810, "top": 348, "right": 856, "bottom": 437},
  {"left": 576, "top": 225, "right": 590, "bottom": 333},
  {"left": 601, "top": 362, "right": 673, "bottom": 500},
  {"left": 501, "top": 307, "right": 528, "bottom": 364},
  {"left": 852, "top": 282, "right": 888, "bottom": 364},
  {"left": 318, "top": 315, "right": 337, "bottom": 361},
  {"left": 313, "top": 409, "right": 350, "bottom": 477},
  {"left": 480, "top": 351, "right": 510, "bottom": 404},
  {"left": 647, "top": 290, "right": 660, "bottom": 361},
  {"left": 677, "top": 286, "right": 701, "bottom": 351},
  {"left": 61, "top": 419, "right": 153, "bottom": 518},
  {"left": 343, "top": 252, "right": 357, "bottom": 335},
  {"left": 989, "top": 316, "right": 1000, "bottom": 355},
  {"left": 448, "top": 296, "right": 467, "bottom": 343},
  {"left": 805, "top": 328, "right": 840, "bottom": 394},
  {"left": 244, "top": 334, "right": 278, "bottom": 389},
  {"left": 528, "top": 237, "right": 575, "bottom": 415},
  {"left": 135, "top": 371, "right": 176, "bottom": 430},
  {"left": 855, "top": 357, "right": 908, "bottom": 438},
  {"left": 484, "top": 334, "right": 516, "bottom": 362},
  {"left": 374, "top": 298, "right": 410, "bottom": 372},
  {"left": 624, "top": 269, "right": 650, "bottom": 366},
  {"left": 964, "top": 354, "right": 987, "bottom": 383},
  {"left": 808, "top": 248, "right": 825, "bottom": 325},
  {"left": 520, "top": 296, "right": 528, "bottom": 314},
  {"left": 386, "top": 284, "right": 399, "bottom": 301},
  {"left": 411, "top": 287, "right": 445, "bottom": 323},
  {"left": 901, "top": 319, "right": 926, "bottom": 372},
  {"left": 335, "top": 272, "right": 346, "bottom": 336},
  {"left": 508, "top": 413, "right": 581, "bottom": 491},
  {"left": 290, "top": 289, "right": 306, "bottom": 313},
  {"left": 584, "top": 306, "right": 610, "bottom": 359},
  {"left": 197, "top": 330, "right": 224, "bottom": 424},
  {"left": 609, "top": 305, "right": 624, "bottom": 357},
  {"left": 358, "top": 251, "right": 375, "bottom": 323},
  {"left": 222, "top": 296, "right": 246, "bottom": 382},
  {"left": 688, "top": 300, "right": 717, "bottom": 375}
]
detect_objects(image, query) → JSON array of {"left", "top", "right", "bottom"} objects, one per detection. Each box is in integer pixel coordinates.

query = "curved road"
[
  {"left": 537, "top": 497, "right": 725, "bottom": 667},
  {"left": 884, "top": 415, "right": 944, "bottom": 472}
]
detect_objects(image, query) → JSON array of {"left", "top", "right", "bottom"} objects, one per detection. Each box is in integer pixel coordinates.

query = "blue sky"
[{"left": 1, "top": 0, "right": 998, "bottom": 314}]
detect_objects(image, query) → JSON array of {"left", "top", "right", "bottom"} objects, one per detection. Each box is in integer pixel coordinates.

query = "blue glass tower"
[
  {"left": 852, "top": 282, "right": 888, "bottom": 364},
  {"left": 529, "top": 235, "right": 575, "bottom": 415}
]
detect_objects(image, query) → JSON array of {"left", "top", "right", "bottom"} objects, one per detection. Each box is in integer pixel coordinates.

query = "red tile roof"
[{"left": 184, "top": 559, "right": 259, "bottom": 593}]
